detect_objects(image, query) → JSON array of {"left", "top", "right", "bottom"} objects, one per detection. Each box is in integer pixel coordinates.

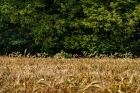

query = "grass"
[{"left": 0, "top": 57, "right": 140, "bottom": 93}]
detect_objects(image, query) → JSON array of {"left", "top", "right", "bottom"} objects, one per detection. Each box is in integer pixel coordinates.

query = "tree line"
[{"left": 0, "top": 0, "right": 140, "bottom": 57}]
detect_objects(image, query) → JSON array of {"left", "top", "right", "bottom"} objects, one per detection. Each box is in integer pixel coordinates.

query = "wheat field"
[{"left": 0, "top": 57, "right": 140, "bottom": 93}]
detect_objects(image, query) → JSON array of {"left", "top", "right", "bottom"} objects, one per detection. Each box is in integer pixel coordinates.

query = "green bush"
[
  {"left": 54, "top": 50, "right": 72, "bottom": 59},
  {"left": 130, "top": 39, "right": 140, "bottom": 57}
]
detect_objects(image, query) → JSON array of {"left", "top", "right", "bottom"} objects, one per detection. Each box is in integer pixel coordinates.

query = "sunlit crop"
[{"left": 0, "top": 57, "right": 140, "bottom": 93}]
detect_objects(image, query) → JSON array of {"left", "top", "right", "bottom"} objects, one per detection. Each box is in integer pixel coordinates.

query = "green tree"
[
  {"left": 0, "top": 0, "right": 44, "bottom": 54},
  {"left": 79, "top": 0, "right": 140, "bottom": 55},
  {"left": 0, "top": 0, "right": 140, "bottom": 57}
]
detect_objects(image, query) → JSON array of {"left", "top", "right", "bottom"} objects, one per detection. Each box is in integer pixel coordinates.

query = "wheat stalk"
[{"left": 83, "top": 81, "right": 101, "bottom": 93}]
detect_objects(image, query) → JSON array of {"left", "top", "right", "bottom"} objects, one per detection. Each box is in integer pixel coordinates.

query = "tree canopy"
[{"left": 0, "top": 0, "right": 140, "bottom": 57}]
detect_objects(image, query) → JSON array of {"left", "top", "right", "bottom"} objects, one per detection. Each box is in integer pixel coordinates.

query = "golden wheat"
[{"left": 0, "top": 57, "right": 140, "bottom": 93}]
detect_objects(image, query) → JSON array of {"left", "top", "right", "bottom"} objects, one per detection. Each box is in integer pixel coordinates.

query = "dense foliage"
[{"left": 0, "top": 0, "right": 140, "bottom": 57}]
